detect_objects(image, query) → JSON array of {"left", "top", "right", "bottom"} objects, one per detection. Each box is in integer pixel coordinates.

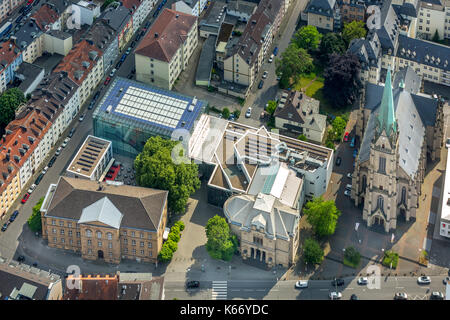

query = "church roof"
[{"left": 376, "top": 68, "right": 397, "bottom": 137}]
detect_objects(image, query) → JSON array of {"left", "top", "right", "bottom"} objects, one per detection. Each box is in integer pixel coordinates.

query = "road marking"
[
  {"left": 231, "top": 289, "right": 240, "bottom": 292},
  {"left": 244, "top": 289, "right": 254, "bottom": 292},
  {"left": 256, "top": 289, "right": 265, "bottom": 292},
  {"left": 395, "top": 287, "right": 404, "bottom": 289},
  {"left": 320, "top": 289, "right": 329, "bottom": 291},
  {"left": 174, "top": 289, "right": 182, "bottom": 291},
  {"left": 347, "top": 287, "right": 354, "bottom": 290},
  {"left": 212, "top": 281, "right": 227, "bottom": 300}
]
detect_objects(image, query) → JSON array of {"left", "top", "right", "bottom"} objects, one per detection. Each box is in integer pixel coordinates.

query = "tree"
[
  {"left": 323, "top": 53, "right": 362, "bottom": 109},
  {"left": 342, "top": 21, "right": 367, "bottom": 45},
  {"left": 0, "top": 88, "right": 26, "bottom": 128},
  {"left": 135, "top": 136, "right": 201, "bottom": 214},
  {"left": 331, "top": 116, "right": 347, "bottom": 139},
  {"left": 174, "top": 220, "right": 185, "bottom": 231},
  {"left": 303, "top": 238, "right": 324, "bottom": 265},
  {"left": 233, "top": 110, "right": 241, "bottom": 119},
  {"left": 344, "top": 246, "right": 361, "bottom": 267},
  {"left": 293, "top": 25, "right": 322, "bottom": 51},
  {"left": 266, "top": 100, "right": 277, "bottom": 115},
  {"left": 222, "top": 107, "right": 230, "bottom": 119},
  {"left": 319, "top": 33, "right": 346, "bottom": 60},
  {"left": 27, "top": 197, "right": 44, "bottom": 232},
  {"left": 166, "top": 239, "right": 178, "bottom": 252},
  {"left": 205, "top": 215, "right": 237, "bottom": 261},
  {"left": 158, "top": 244, "right": 174, "bottom": 262},
  {"left": 298, "top": 134, "right": 307, "bottom": 141},
  {"left": 325, "top": 140, "right": 335, "bottom": 150},
  {"left": 432, "top": 30, "right": 440, "bottom": 43},
  {"left": 276, "top": 44, "right": 314, "bottom": 88},
  {"left": 304, "top": 197, "right": 341, "bottom": 237}
]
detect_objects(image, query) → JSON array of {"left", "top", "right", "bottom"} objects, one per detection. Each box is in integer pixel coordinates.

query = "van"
[
  {"left": 346, "top": 184, "right": 352, "bottom": 191},
  {"left": 350, "top": 137, "right": 355, "bottom": 148}
]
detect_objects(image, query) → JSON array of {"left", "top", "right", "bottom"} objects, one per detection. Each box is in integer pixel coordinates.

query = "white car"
[
  {"left": 295, "top": 280, "right": 308, "bottom": 289},
  {"left": 344, "top": 190, "right": 351, "bottom": 196},
  {"left": 42, "top": 166, "right": 49, "bottom": 175},
  {"left": 245, "top": 107, "right": 252, "bottom": 118},
  {"left": 268, "top": 54, "right": 274, "bottom": 63},
  {"left": 109, "top": 68, "right": 117, "bottom": 77},
  {"left": 446, "top": 138, "right": 450, "bottom": 148},
  {"left": 329, "top": 292, "right": 342, "bottom": 300},
  {"left": 262, "top": 71, "right": 268, "bottom": 79},
  {"left": 55, "top": 146, "right": 62, "bottom": 156},
  {"left": 27, "top": 184, "right": 36, "bottom": 194},
  {"left": 417, "top": 276, "right": 431, "bottom": 284},
  {"left": 62, "top": 137, "right": 70, "bottom": 148},
  {"left": 357, "top": 277, "right": 368, "bottom": 285},
  {"left": 347, "top": 173, "right": 352, "bottom": 179}
]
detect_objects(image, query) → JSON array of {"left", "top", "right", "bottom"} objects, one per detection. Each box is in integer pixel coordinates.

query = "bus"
[{"left": 0, "top": 22, "right": 12, "bottom": 38}]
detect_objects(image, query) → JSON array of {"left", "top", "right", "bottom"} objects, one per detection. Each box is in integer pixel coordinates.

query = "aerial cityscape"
[{"left": 0, "top": 0, "right": 449, "bottom": 304}]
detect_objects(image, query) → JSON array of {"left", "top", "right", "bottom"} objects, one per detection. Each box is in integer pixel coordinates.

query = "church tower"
[{"left": 362, "top": 69, "right": 399, "bottom": 232}]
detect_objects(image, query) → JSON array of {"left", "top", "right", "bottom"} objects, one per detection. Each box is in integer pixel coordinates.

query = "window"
[
  {"left": 377, "top": 196, "right": 384, "bottom": 212},
  {"left": 131, "top": 231, "right": 135, "bottom": 237},
  {"left": 61, "top": 238, "right": 65, "bottom": 243},
  {"left": 109, "top": 252, "right": 113, "bottom": 258},
  {"left": 98, "top": 241, "right": 102, "bottom": 247},
  {"left": 69, "top": 239, "right": 73, "bottom": 245},
  {"left": 76, "top": 232, "right": 80, "bottom": 238},
  {"left": 87, "top": 240, "right": 92, "bottom": 246},
  {"left": 59, "top": 221, "right": 64, "bottom": 227},
  {"left": 107, "top": 232, "right": 112, "bottom": 240},
  {"left": 149, "top": 251, "right": 152, "bottom": 257},
  {"left": 53, "top": 237, "right": 57, "bottom": 243},
  {"left": 97, "top": 231, "right": 102, "bottom": 239},
  {"left": 140, "top": 241, "right": 144, "bottom": 247},
  {"left": 124, "top": 238, "right": 128, "bottom": 245},
  {"left": 140, "top": 249, "right": 144, "bottom": 255},
  {"left": 108, "top": 242, "right": 113, "bottom": 249},
  {"left": 148, "top": 233, "right": 152, "bottom": 240},
  {"left": 52, "top": 220, "right": 56, "bottom": 225},
  {"left": 77, "top": 240, "right": 81, "bottom": 246},
  {"left": 52, "top": 228, "right": 57, "bottom": 234},
  {"left": 69, "top": 230, "right": 73, "bottom": 236},
  {"left": 148, "top": 242, "right": 152, "bottom": 248},
  {"left": 362, "top": 175, "right": 367, "bottom": 191},
  {"left": 124, "top": 248, "right": 128, "bottom": 253},
  {"left": 132, "top": 240, "right": 136, "bottom": 246},
  {"left": 60, "top": 229, "right": 65, "bottom": 235},
  {"left": 123, "top": 231, "right": 127, "bottom": 236},
  {"left": 68, "top": 222, "right": 72, "bottom": 228},
  {"left": 378, "top": 157, "right": 386, "bottom": 174},
  {"left": 140, "top": 233, "right": 144, "bottom": 239},
  {"left": 86, "top": 229, "right": 92, "bottom": 237},
  {"left": 401, "top": 187, "right": 406, "bottom": 204},
  {"left": 88, "top": 249, "right": 92, "bottom": 254},
  {"left": 132, "top": 249, "right": 136, "bottom": 255}
]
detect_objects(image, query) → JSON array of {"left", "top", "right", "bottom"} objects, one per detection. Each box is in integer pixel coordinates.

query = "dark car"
[
  {"left": 17, "top": 255, "right": 25, "bottom": 262},
  {"left": 88, "top": 100, "right": 95, "bottom": 110},
  {"left": 15, "top": 15, "right": 23, "bottom": 23},
  {"left": 1, "top": 222, "right": 8, "bottom": 232},
  {"left": 331, "top": 278, "right": 345, "bottom": 286},
  {"left": 127, "top": 74, "right": 133, "bottom": 79},
  {"left": 350, "top": 294, "right": 359, "bottom": 300},
  {"left": 131, "top": 40, "right": 136, "bottom": 48},
  {"left": 186, "top": 281, "right": 200, "bottom": 289},
  {"left": 32, "top": 262, "right": 38, "bottom": 267},
  {"left": 116, "top": 61, "right": 122, "bottom": 69},
  {"left": 430, "top": 292, "right": 444, "bottom": 300},
  {"left": 48, "top": 156, "right": 57, "bottom": 167},
  {"left": 68, "top": 128, "right": 75, "bottom": 138},
  {"left": 93, "top": 91, "right": 100, "bottom": 101},
  {"left": 35, "top": 173, "right": 44, "bottom": 185},
  {"left": 335, "top": 157, "right": 342, "bottom": 166},
  {"left": 258, "top": 80, "right": 264, "bottom": 89},
  {"left": 145, "top": 21, "right": 151, "bottom": 28},
  {"left": 106, "top": 174, "right": 113, "bottom": 178},
  {"left": 9, "top": 210, "right": 19, "bottom": 222}
]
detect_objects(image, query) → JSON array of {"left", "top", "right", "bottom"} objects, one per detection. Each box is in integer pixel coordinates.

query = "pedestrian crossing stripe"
[{"left": 212, "top": 281, "right": 227, "bottom": 300}]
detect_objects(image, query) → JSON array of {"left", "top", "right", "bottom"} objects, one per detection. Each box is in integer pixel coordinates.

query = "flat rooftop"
[
  {"left": 95, "top": 77, "right": 205, "bottom": 134},
  {"left": 66, "top": 135, "right": 111, "bottom": 178},
  {"left": 441, "top": 147, "right": 450, "bottom": 221}
]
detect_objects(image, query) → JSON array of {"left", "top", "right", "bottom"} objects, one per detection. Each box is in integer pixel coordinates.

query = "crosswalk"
[{"left": 212, "top": 281, "right": 227, "bottom": 300}]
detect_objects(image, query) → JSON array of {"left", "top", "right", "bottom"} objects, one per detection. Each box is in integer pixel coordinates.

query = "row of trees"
[
  {"left": 28, "top": 197, "right": 44, "bottom": 232},
  {"left": 158, "top": 221, "right": 185, "bottom": 262}
]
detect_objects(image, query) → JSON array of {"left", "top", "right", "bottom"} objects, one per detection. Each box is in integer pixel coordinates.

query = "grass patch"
[
  {"left": 305, "top": 79, "right": 324, "bottom": 97},
  {"left": 343, "top": 257, "right": 359, "bottom": 268},
  {"left": 382, "top": 250, "right": 399, "bottom": 269},
  {"left": 343, "top": 246, "right": 361, "bottom": 269}
]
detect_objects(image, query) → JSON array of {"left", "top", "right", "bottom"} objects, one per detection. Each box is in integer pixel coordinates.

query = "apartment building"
[
  {"left": 225, "top": 0, "right": 257, "bottom": 22},
  {"left": 0, "top": 40, "right": 22, "bottom": 93},
  {"left": 0, "top": 0, "right": 25, "bottom": 24},
  {"left": 340, "top": 0, "right": 365, "bottom": 22},
  {"left": 83, "top": 19, "right": 118, "bottom": 75},
  {"left": 72, "top": 0, "right": 101, "bottom": 26},
  {"left": 100, "top": 4, "right": 133, "bottom": 52},
  {"left": 40, "top": 177, "right": 169, "bottom": 264},
  {"left": 135, "top": 8, "right": 198, "bottom": 90},
  {"left": 172, "top": 0, "right": 207, "bottom": 17},
  {"left": 274, "top": 90, "right": 327, "bottom": 143},
  {"left": 122, "top": 0, "right": 155, "bottom": 33},
  {"left": 53, "top": 39, "right": 103, "bottom": 106},
  {"left": 43, "top": 30, "right": 73, "bottom": 56},
  {"left": 305, "top": 0, "right": 341, "bottom": 31},
  {"left": 0, "top": 258, "right": 62, "bottom": 300},
  {"left": 223, "top": 0, "right": 283, "bottom": 93},
  {"left": 416, "top": 0, "right": 450, "bottom": 40}
]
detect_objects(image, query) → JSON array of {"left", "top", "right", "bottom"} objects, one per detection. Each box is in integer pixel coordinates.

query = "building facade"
[
  {"left": 135, "top": 8, "right": 198, "bottom": 90},
  {"left": 0, "top": 40, "right": 22, "bottom": 93},
  {"left": 0, "top": 0, "right": 25, "bottom": 23},
  {"left": 101, "top": 4, "right": 133, "bottom": 52},
  {"left": 305, "top": 0, "right": 341, "bottom": 31},
  {"left": 40, "top": 177, "right": 169, "bottom": 264},
  {"left": 439, "top": 147, "right": 450, "bottom": 237},
  {"left": 122, "top": 0, "right": 155, "bottom": 33}
]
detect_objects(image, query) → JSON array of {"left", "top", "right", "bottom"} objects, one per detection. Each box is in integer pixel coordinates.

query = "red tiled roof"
[
  {"left": 0, "top": 41, "right": 20, "bottom": 72},
  {"left": 64, "top": 275, "right": 119, "bottom": 300},
  {"left": 53, "top": 40, "right": 103, "bottom": 85},
  {"left": 135, "top": 9, "right": 197, "bottom": 62},
  {"left": 31, "top": 4, "right": 60, "bottom": 31},
  {"left": 121, "top": 0, "right": 142, "bottom": 12}
]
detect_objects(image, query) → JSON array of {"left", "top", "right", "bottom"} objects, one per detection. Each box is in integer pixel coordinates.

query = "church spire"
[{"left": 377, "top": 68, "right": 397, "bottom": 137}]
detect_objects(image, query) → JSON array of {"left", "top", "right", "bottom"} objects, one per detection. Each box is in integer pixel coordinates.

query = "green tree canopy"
[
  {"left": 432, "top": 30, "right": 440, "bottom": 43},
  {"left": 0, "top": 88, "right": 26, "bottom": 128},
  {"left": 304, "top": 197, "right": 341, "bottom": 238},
  {"left": 293, "top": 25, "right": 322, "bottom": 51},
  {"left": 158, "top": 244, "right": 174, "bottom": 262},
  {"left": 276, "top": 44, "right": 314, "bottom": 88},
  {"left": 266, "top": 100, "right": 277, "bottom": 115},
  {"left": 303, "top": 238, "right": 324, "bottom": 265},
  {"left": 205, "top": 215, "right": 237, "bottom": 261},
  {"left": 135, "top": 136, "right": 200, "bottom": 214},
  {"left": 222, "top": 107, "right": 230, "bottom": 119},
  {"left": 342, "top": 21, "right": 367, "bottom": 45},
  {"left": 174, "top": 220, "right": 185, "bottom": 231},
  {"left": 332, "top": 116, "right": 347, "bottom": 138},
  {"left": 344, "top": 246, "right": 361, "bottom": 266},
  {"left": 319, "top": 32, "right": 346, "bottom": 59},
  {"left": 28, "top": 197, "right": 44, "bottom": 232},
  {"left": 298, "top": 134, "right": 307, "bottom": 141}
]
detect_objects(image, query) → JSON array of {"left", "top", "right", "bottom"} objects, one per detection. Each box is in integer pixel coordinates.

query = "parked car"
[
  {"left": 186, "top": 281, "right": 200, "bottom": 289},
  {"left": 131, "top": 40, "right": 136, "bottom": 47},
  {"left": 104, "top": 76, "right": 111, "bottom": 85},
  {"left": 127, "top": 74, "right": 133, "bottom": 79},
  {"left": 417, "top": 276, "right": 431, "bottom": 284},
  {"left": 258, "top": 80, "right": 264, "bottom": 89},
  {"left": 446, "top": 138, "right": 450, "bottom": 148},
  {"left": 268, "top": 54, "right": 274, "bottom": 63},
  {"left": 35, "top": 173, "right": 44, "bottom": 185},
  {"left": 344, "top": 190, "right": 351, "bottom": 196},
  {"left": 17, "top": 255, "right": 25, "bottom": 262},
  {"left": 262, "top": 71, "right": 268, "bottom": 79},
  {"left": 109, "top": 68, "right": 117, "bottom": 77},
  {"left": 394, "top": 292, "right": 408, "bottom": 300},
  {"left": 32, "top": 262, "right": 38, "bottom": 267},
  {"left": 443, "top": 276, "right": 450, "bottom": 284},
  {"left": 21, "top": 193, "right": 30, "bottom": 203},
  {"left": 42, "top": 166, "right": 49, "bottom": 175},
  {"left": 347, "top": 173, "right": 352, "bottom": 179},
  {"left": 430, "top": 292, "right": 444, "bottom": 300},
  {"left": 273, "top": 47, "right": 279, "bottom": 56},
  {"left": 62, "top": 137, "right": 70, "bottom": 147},
  {"left": 350, "top": 294, "right": 359, "bottom": 300},
  {"left": 350, "top": 137, "right": 355, "bottom": 148},
  {"left": 120, "top": 53, "right": 127, "bottom": 62},
  {"left": 344, "top": 132, "right": 349, "bottom": 142},
  {"left": 48, "top": 156, "right": 57, "bottom": 167},
  {"left": 245, "top": 107, "right": 252, "bottom": 118},
  {"left": 295, "top": 280, "right": 308, "bottom": 289},
  {"left": 93, "top": 91, "right": 100, "bottom": 101},
  {"left": 116, "top": 61, "right": 122, "bottom": 69},
  {"left": 126, "top": 47, "right": 132, "bottom": 55},
  {"left": 79, "top": 113, "right": 86, "bottom": 122},
  {"left": 88, "top": 100, "right": 95, "bottom": 110},
  {"left": 68, "top": 128, "right": 75, "bottom": 138},
  {"left": 9, "top": 210, "right": 19, "bottom": 222},
  {"left": 145, "top": 21, "right": 151, "bottom": 28},
  {"left": 27, "top": 184, "right": 36, "bottom": 194},
  {"left": 329, "top": 291, "right": 342, "bottom": 300},
  {"left": 353, "top": 149, "right": 358, "bottom": 158},
  {"left": 331, "top": 278, "right": 345, "bottom": 286},
  {"left": 335, "top": 157, "right": 342, "bottom": 166},
  {"left": 346, "top": 184, "right": 352, "bottom": 191},
  {"left": 357, "top": 277, "right": 368, "bottom": 285},
  {"left": 55, "top": 146, "right": 62, "bottom": 156},
  {"left": 1, "top": 222, "right": 8, "bottom": 232}
]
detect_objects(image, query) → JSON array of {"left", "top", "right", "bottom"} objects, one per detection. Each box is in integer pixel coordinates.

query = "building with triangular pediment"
[
  {"left": 351, "top": 67, "right": 444, "bottom": 232},
  {"left": 40, "top": 177, "right": 168, "bottom": 264}
]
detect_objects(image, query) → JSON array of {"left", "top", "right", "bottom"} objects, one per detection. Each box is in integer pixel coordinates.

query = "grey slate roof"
[
  {"left": 101, "top": 5, "right": 132, "bottom": 32},
  {"left": 12, "top": 19, "right": 42, "bottom": 50},
  {"left": 376, "top": 0, "right": 400, "bottom": 53},
  {"left": 195, "top": 35, "right": 216, "bottom": 84},
  {"left": 45, "top": 177, "right": 168, "bottom": 232},
  {"left": 396, "top": 34, "right": 450, "bottom": 72},
  {"left": 348, "top": 32, "right": 381, "bottom": 69},
  {"left": 15, "top": 62, "right": 44, "bottom": 93},
  {"left": 305, "top": 0, "right": 336, "bottom": 17}
]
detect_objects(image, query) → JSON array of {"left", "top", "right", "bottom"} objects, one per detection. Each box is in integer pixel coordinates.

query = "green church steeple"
[{"left": 377, "top": 68, "right": 397, "bottom": 137}]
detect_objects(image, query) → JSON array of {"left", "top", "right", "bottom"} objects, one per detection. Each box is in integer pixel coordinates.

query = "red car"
[
  {"left": 21, "top": 193, "right": 30, "bottom": 203},
  {"left": 344, "top": 132, "right": 349, "bottom": 142},
  {"left": 104, "top": 77, "right": 111, "bottom": 85}
]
